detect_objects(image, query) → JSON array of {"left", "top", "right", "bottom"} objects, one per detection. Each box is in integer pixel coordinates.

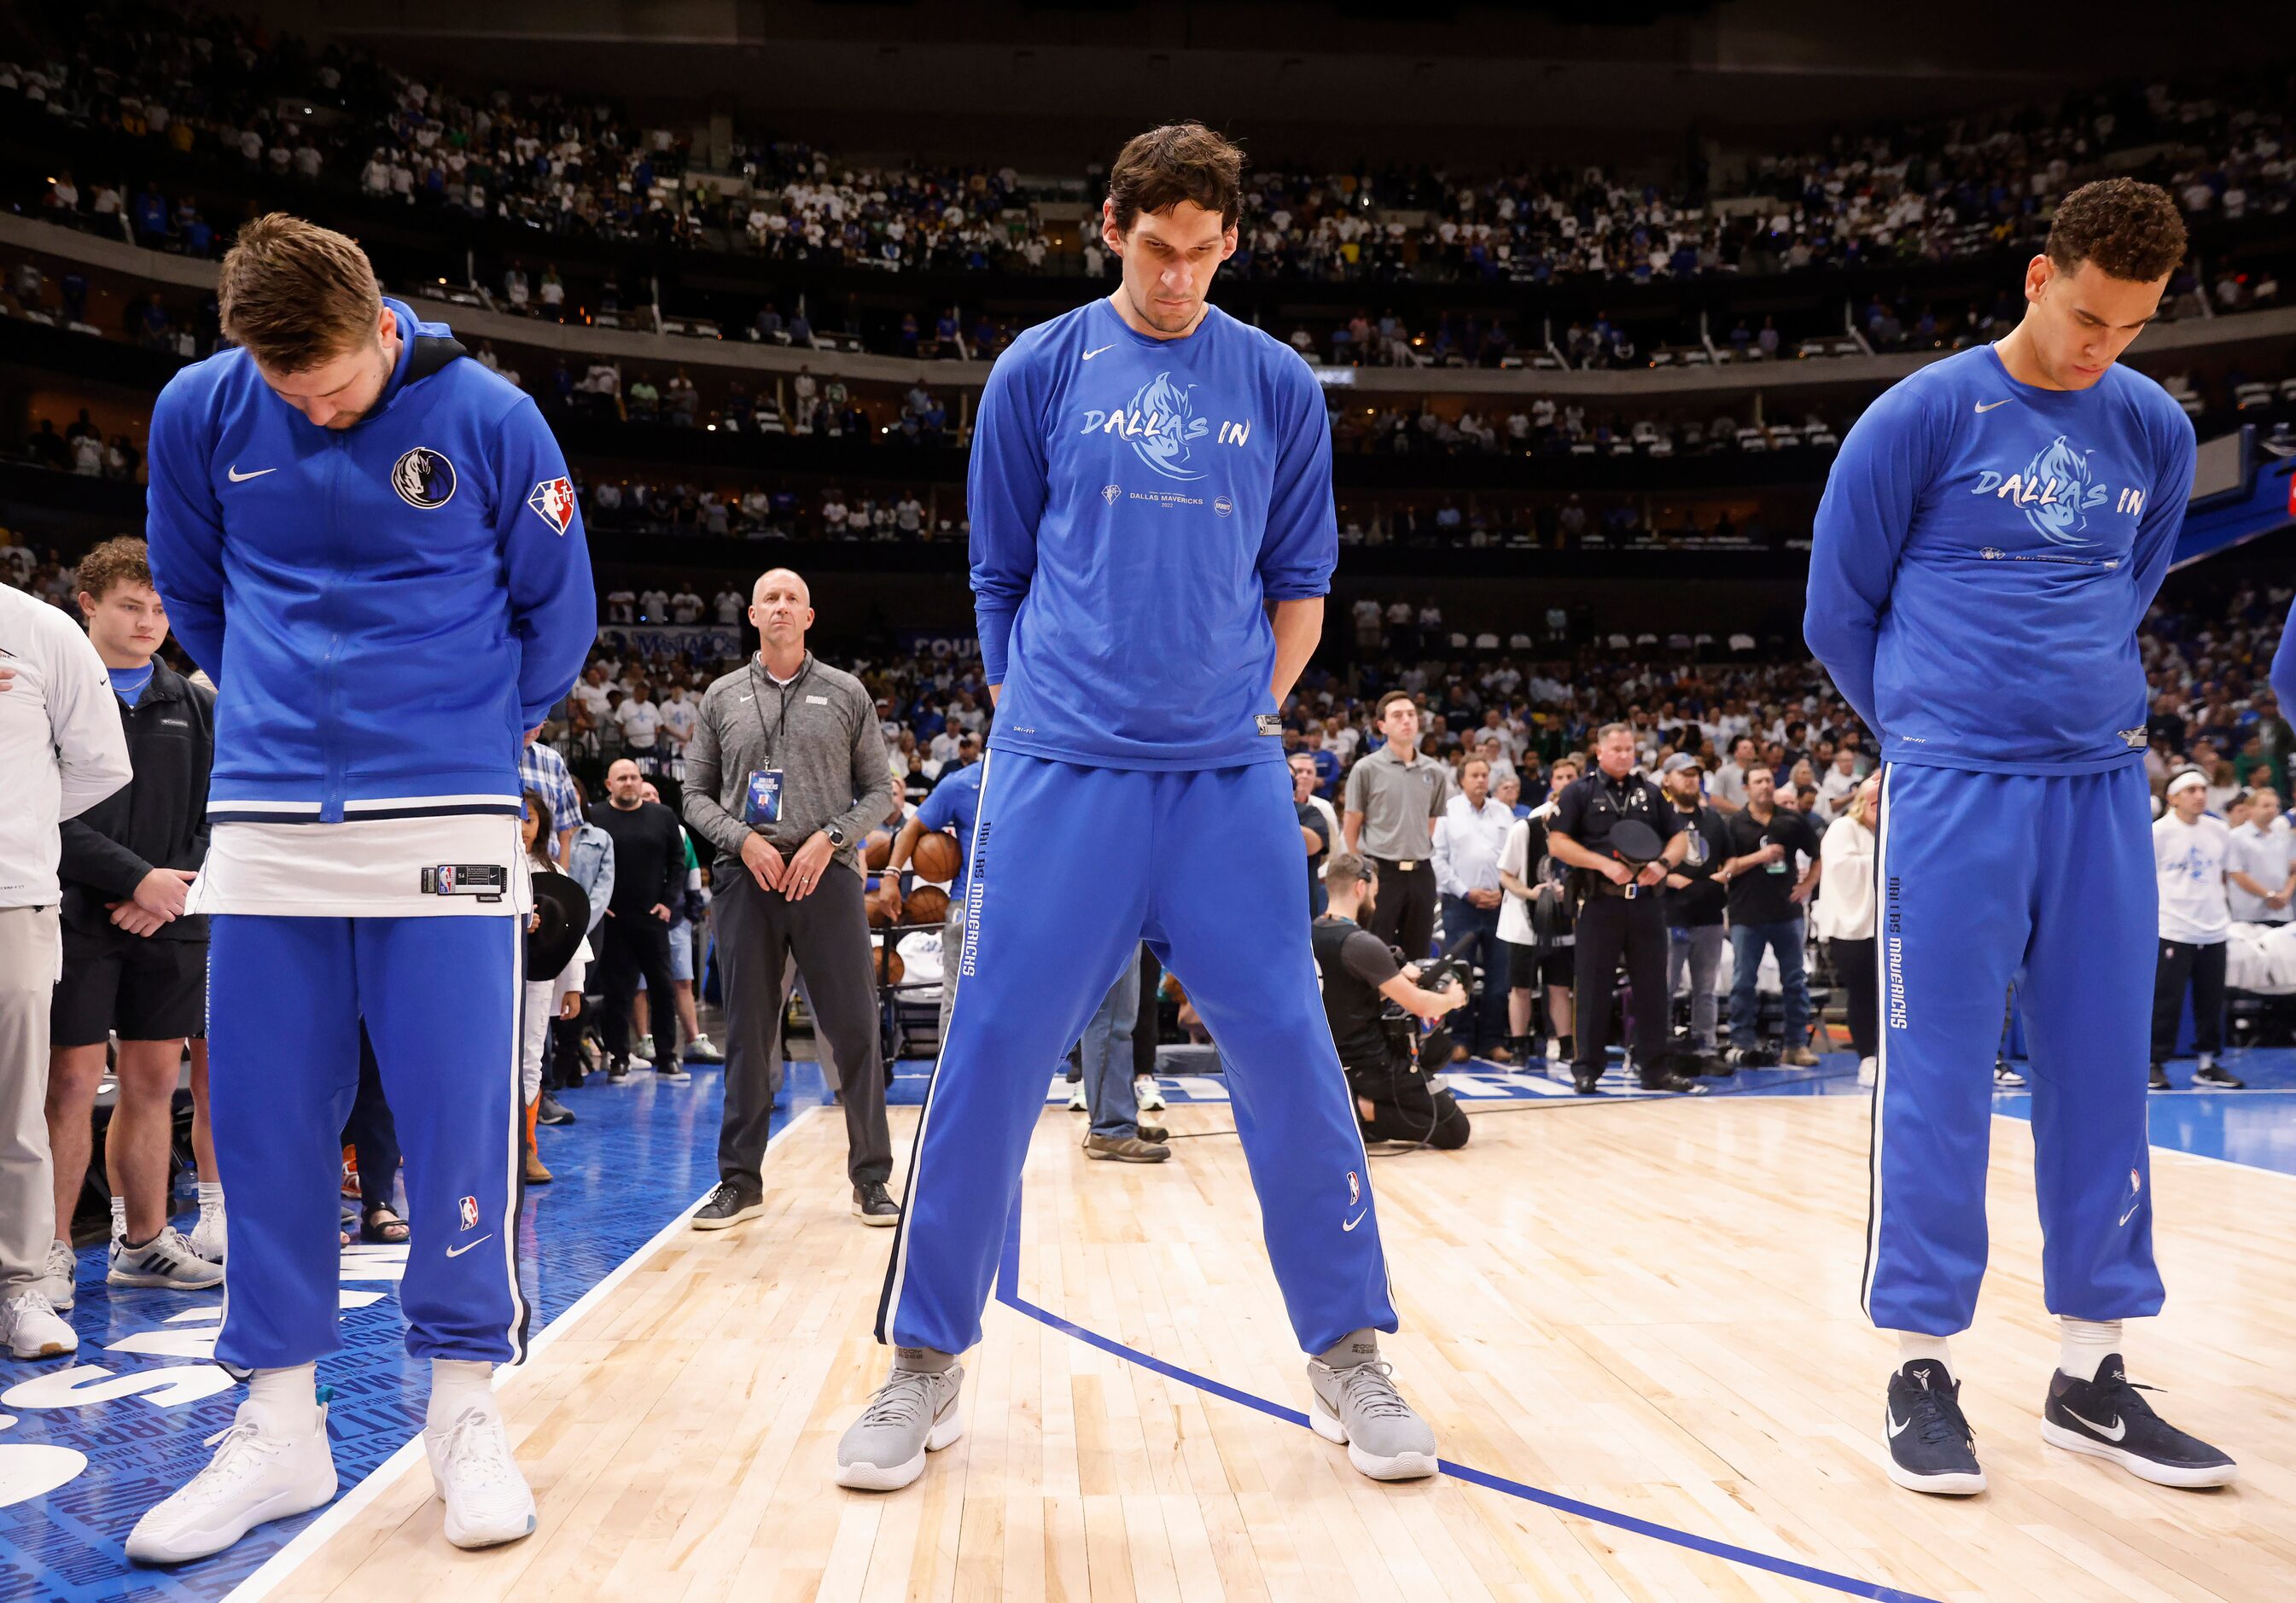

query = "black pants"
[
  {"left": 597, "top": 912, "right": 683, "bottom": 1065},
  {"left": 1572, "top": 891, "right": 1669, "bottom": 1075},
  {"left": 1344, "top": 1054, "right": 1470, "bottom": 1150},
  {"left": 714, "top": 866, "right": 892, "bottom": 1190},
  {"left": 1833, "top": 935, "right": 1879, "bottom": 1061},
  {"left": 2151, "top": 938, "right": 2227, "bottom": 1060},
  {"left": 1134, "top": 947, "right": 1163, "bottom": 1081},
  {"left": 345, "top": 1024, "right": 401, "bottom": 1216},
  {"left": 1366, "top": 857, "right": 1438, "bottom": 962}
]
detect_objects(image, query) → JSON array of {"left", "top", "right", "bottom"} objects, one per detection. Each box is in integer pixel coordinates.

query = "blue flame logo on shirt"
[
  {"left": 2021, "top": 435, "right": 2096, "bottom": 546},
  {"left": 1128, "top": 372, "right": 1207, "bottom": 480}
]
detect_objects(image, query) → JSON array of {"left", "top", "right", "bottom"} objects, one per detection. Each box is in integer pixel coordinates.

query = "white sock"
[
  {"left": 197, "top": 1180, "right": 224, "bottom": 1212},
  {"left": 1893, "top": 1332, "right": 1955, "bottom": 1381},
  {"left": 108, "top": 1195, "right": 127, "bottom": 1241},
  {"left": 2058, "top": 1317, "right": 2124, "bottom": 1382},
  {"left": 245, "top": 1363, "right": 321, "bottom": 1435},
  {"left": 427, "top": 1358, "right": 498, "bottom": 1430}
]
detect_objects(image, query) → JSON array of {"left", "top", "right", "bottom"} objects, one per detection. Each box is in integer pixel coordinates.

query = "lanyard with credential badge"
[
  {"left": 745, "top": 651, "right": 813, "bottom": 764},
  {"left": 741, "top": 651, "right": 812, "bottom": 829}
]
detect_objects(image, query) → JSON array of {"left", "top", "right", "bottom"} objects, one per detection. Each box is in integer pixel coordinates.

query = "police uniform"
[{"left": 1550, "top": 768, "right": 1684, "bottom": 1089}]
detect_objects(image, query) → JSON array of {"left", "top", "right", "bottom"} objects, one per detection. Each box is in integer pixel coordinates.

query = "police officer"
[
  {"left": 1315, "top": 854, "right": 1471, "bottom": 1149},
  {"left": 1547, "top": 724, "right": 1699, "bottom": 1095}
]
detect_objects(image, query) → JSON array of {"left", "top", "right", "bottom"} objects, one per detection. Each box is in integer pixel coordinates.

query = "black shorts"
[
  {"left": 51, "top": 924, "right": 208, "bottom": 1046},
  {"left": 1504, "top": 940, "right": 1541, "bottom": 988},
  {"left": 1540, "top": 945, "right": 1576, "bottom": 988}
]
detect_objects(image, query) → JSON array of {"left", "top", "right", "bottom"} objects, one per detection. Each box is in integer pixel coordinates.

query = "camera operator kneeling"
[{"left": 1316, "top": 854, "right": 1472, "bottom": 1151}]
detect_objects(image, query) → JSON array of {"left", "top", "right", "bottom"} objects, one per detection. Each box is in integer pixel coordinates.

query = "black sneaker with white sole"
[
  {"left": 1993, "top": 1060, "right": 2027, "bottom": 1088},
  {"left": 2040, "top": 1357, "right": 2237, "bottom": 1488},
  {"left": 2192, "top": 1059, "right": 2246, "bottom": 1089},
  {"left": 853, "top": 1181, "right": 900, "bottom": 1226},
  {"left": 1885, "top": 1361, "right": 1986, "bottom": 1495},
  {"left": 2149, "top": 1062, "right": 2172, "bottom": 1091},
  {"left": 691, "top": 1181, "right": 766, "bottom": 1231}
]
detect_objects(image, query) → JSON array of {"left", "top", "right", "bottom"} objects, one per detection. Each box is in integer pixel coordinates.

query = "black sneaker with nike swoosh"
[
  {"left": 1884, "top": 1361, "right": 1985, "bottom": 1495},
  {"left": 2040, "top": 1356, "right": 2237, "bottom": 1488}
]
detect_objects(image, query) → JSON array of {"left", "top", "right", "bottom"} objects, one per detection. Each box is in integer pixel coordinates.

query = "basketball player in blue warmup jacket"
[
  {"left": 839, "top": 125, "right": 1438, "bottom": 1492},
  {"left": 130, "top": 217, "right": 594, "bottom": 1562},
  {"left": 1806, "top": 180, "right": 2235, "bottom": 1497}
]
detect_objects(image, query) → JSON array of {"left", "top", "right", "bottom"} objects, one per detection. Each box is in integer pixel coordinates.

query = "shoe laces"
[
  {"left": 437, "top": 1408, "right": 520, "bottom": 1495},
  {"left": 4, "top": 1290, "right": 59, "bottom": 1320},
  {"left": 171, "top": 1419, "right": 288, "bottom": 1512},
  {"left": 1324, "top": 1359, "right": 1417, "bottom": 1422},
  {"left": 2078, "top": 1369, "right": 2164, "bottom": 1423},
  {"left": 705, "top": 1180, "right": 744, "bottom": 1211},
  {"left": 858, "top": 1369, "right": 941, "bottom": 1430},
  {"left": 1901, "top": 1372, "right": 1973, "bottom": 1450}
]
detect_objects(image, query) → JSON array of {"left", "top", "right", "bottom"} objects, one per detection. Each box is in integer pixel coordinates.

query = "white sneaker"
[
  {"left": 125, "top": 1400, "right": 336, "bottom": 1564},
  {"left": 109, "top": 1225, "right": 226, "bottom": 1290},
  {"left": 1135, "top": 1076, "right": 1166, "bottom": 1111},
  {"left": 1065, "top": 1081, "right": 1088, "bottom": 1112},
  {"left": 38, "top": 1237, "right": 75, "bottom": 1309},
  {"left": 190, "top": 1204, "right": 228, "bottom": 1265},
  {"left": 424, "top": 1404, "right": 537, "bottom": 1548},
  {"left": 1, "top": 1290, "right": 77, "bottom": 1358},
  {"left": 1857, "top": 1056, "right": 1878, "bottom": 1087},
  {"left": 636, "top": 1034, "right": 657, "bottom": 1062},
  {"left": 685, "top": 1034, "right": 725, "bottom": 1064}
]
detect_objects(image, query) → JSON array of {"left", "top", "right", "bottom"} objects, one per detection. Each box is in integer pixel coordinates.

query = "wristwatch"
[{"left": 825, "top": 824, "right": 848, "bottom": 848}]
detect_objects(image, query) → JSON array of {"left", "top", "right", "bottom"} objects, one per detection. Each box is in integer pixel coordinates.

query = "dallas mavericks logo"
[
  {"left": 2021, "top": 435, "right": 2097, "bottom": 546},
  {"left": 1126, "top": 372, "right": 1209, "bottom": 481},
  {"left": 391, "top": 446, "right": 457, "bottom": 510}
]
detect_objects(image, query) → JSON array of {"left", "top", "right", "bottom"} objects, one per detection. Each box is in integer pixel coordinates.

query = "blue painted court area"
[{"left": 0, "top": 1062, "right": 825, "bottom": 1603}]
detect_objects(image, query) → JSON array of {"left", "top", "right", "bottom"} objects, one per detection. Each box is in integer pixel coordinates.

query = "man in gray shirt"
[
  {"left": 683, "top": 568, "right": 898, "bottom": 1229},
  {"left": 1342, "top": 691, "right": 1452, "bottom": 961}
]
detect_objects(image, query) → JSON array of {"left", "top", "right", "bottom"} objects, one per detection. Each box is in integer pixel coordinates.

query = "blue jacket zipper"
[{"left": 317, "top": 434, "right": 348, "bottom": 821}]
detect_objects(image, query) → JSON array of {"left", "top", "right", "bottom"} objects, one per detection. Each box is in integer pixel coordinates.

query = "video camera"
[{"left": 1378, "top": 927, "right": 1478, "bottom": 1066}]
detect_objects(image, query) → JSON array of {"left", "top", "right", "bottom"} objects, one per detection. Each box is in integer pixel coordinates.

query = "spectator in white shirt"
[
  {"left": 638, "top": 586, "right": 670, "bottom": 622},
  {"left": 714, "top": 587, "right": 745, "bottom": 625},
  {"left": 604, "top": 588, "right": 635, "bottom": 625},
  {"left": 1431, "top": 757, "right": 1517, "bottom": 1062},
  {"left": 2225, "top": 784, "right": 2295, "bottom": 924},
  {"left": 1815, "top": 748, "right": 1861, "bottom": 819},
  {"left": 2150, "top": 769, "right": 2242, "bottom": 1089},
  {"left": 615, "top": 692, "right": 665, "bottom": 772},
  {"left": 669, "top": 586, "right": 704, "bottom": 625},
  {"left": 1710, "top": 735, "right": 1756, "bottom": 815}
]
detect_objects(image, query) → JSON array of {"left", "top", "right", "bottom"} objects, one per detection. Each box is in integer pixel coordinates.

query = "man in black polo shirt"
[
  {"left": 1658, "top": 753, "right": 1731, "bottom": 1063},
  {"left": 587, "top": 757, "right": 688, "bottom": 1080},
  {"left": 1546, "top": 724, "right": 1699, "bottom": 1095},
  {"left": 1718, "top": 766, "right": 1823, "bottom": 1067}
]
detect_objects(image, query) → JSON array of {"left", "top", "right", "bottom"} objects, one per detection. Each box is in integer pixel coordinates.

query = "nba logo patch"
[
  {"left": 457, "top": 1196, "right": 480, "bottom": 1231},
  {"left": 1346, "top": 1171, "right": 1361, "bottom": 1207},
  {"left": 527, "top": 476, "right": 577, "bottom": 535}
]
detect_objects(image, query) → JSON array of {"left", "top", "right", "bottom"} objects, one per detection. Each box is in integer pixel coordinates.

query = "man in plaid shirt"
[{"left": 522, "top": 726, "right": 580, "bottom": 864}]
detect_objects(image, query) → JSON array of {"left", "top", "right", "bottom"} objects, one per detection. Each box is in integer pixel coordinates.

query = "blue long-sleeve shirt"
[
  {"left": 146, "top": 297, "right": 594, "bottom": 823},
  {"left": 1806, "top": 342, "right": 2194, "bottom": 773},
  {"left": 967, "top": 297, "right": 1337, "bottom": 771}
]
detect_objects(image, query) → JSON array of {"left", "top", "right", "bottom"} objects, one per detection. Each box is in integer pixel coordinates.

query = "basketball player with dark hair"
[
  {"left": 1808, "top": 178, "right": 2236, "bottom": 1495},
  {"left": 841, "top": 122, "right": 1438, "bottom": 1492}
]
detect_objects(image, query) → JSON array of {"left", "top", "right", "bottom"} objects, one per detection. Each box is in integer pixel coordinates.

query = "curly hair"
[
  {"left": 2046, "top": 178, "right": 2188, "bottom": 283},
  {"left": 75, "top": 535, "right": 153, "bottom": 602},
  {"left": 1105, "top": 122, "right": 1244, "bottom": 235}
]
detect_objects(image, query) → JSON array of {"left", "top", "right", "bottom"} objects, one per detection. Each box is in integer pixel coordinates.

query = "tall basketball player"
[
  {"left": 838, "top": 124, "right": 1437, "bottom": 1492},
  {"left": 1807, "top": 178, "right": 2236, "bottom": 1496}
]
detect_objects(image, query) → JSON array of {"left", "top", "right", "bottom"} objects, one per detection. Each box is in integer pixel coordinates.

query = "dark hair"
[
  {"left": 76, "top": 535, "right": 153, "bottom": 602},
  {"left": 1106, "top": 122, "right": 1244, "bottom": 236},
  {"left": 522, "top": 790, "right": 553, "bottom": 863},
  {"left": 2046, "top": 178, "right": 2188, "bottom": 283},
  {"left": 219, "top": 213, "right": 382, "bottom": 372},
  {"left": 1376, "top": 690, "right": 1417, "bottom": 720}
]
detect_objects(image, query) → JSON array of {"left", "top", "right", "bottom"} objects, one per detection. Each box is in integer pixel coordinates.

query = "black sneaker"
[
  {"left": 1570, "top": 1069, "right": 1602, "bottom": 1095},
  {"left": 1885, "top": 1361, "right": 1986, "bottom": 1495},
  {"left": 1993, "top": 1060, "right": 2027, "bottom": 1089},
  {"left": 1637, "top": 1067, "right": 1708, "bottom": 1094},
  {"left": 656, "top": 1059, "right": 691, "bottom": 1083},
  {"left": 2148, "top": 1063, "right": 2172, "bottom": 1092},
  {"left": 607, "top": 1057, "right": 632, "bottom": 1084},
  {"left": 2192, "top": 1059, "right": 2246, "bottom": 1089},
  {"left": 2041, "top": 1356, "right": 2238, "bottom": 1488},
  {"left": 853, "top": 1181, "right": 900, "bottom": 1227},
  {"left": 691, "top": 1180, "right": 766, "bottom": 1231}
]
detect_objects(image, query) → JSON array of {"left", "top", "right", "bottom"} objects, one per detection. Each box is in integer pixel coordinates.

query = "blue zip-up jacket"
[{"left": 145, "top": 298, "right": 594, "bottom": 824}]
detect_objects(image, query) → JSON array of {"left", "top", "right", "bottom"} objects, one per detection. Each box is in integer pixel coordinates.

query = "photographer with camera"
[
  {"left": 1315, "top": 854, "right": 1471, "bottom": 1150},
  {"left": 1547, "top": 725, "right": 1700, "bottom": 1096}
]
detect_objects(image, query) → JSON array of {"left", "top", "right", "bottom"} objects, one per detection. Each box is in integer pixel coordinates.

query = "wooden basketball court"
[{"left": 236, "top": 1094, "right": 2296, "bottom": 1602}]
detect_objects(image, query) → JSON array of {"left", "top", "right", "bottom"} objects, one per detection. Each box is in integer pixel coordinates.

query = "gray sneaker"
[
  {"left": 38, "top": 1238, "right": 75, "bottom": 1310},
  {"left": 835, "top": 1357, "right": 964, "bottom": 1490},
  {"left": 1307, "top": 1355, "right": 1439, "bottom": 1481}
]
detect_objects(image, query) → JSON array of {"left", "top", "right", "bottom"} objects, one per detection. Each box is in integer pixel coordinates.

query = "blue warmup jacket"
[
  {"left": 1805, "top": 342, "right": 2194, "bottom": 772},
  {"left": 145, "top": 297, "right": 595, "bottom": 824},
  {"left": 967, "top": 298, "right": 1336, "bottom": 771}
]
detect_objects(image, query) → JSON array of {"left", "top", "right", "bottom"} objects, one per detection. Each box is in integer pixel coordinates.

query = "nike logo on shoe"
[
  {"left": 1082, "top": 344, "right": 1116, "bottom": 360},
  {"left": 1886, "top": 1411, "right": 1910, "bottom": 1437},
  {"left": 227, "top": 465, "right": 278, "bottom": 481},
  {"left": 445, "top": 1235, "right": 493, "bottom": 1258},
  {"left": 1973, "top": 399, "right": 2012, "bottom": 413},
  {"left": 2063, "top": 1405, "right": 2126, "bottom": 1441},
  {"left": 1342, "top": 1210, "right": 1367, "bottom": 1233}
]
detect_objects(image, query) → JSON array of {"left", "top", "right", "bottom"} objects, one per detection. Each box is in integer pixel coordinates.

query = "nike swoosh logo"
[
  {"left": 1342, "top": 1210, "right": 1367, "bottom": 1233},
  {"left": 445, "top": 1235, "right": 493, "bottom": 1259},
  {"left": 2063, "top": 1405, "right": 2126, "bottom": 1441},
  {"left": 2118, "top": 1203, "right": 2141, "bottom": 1227},
  {"left": 738, "top": 693, "right": 755, "bottom": 702},
  {"left": 1886, "top": 1411, "right": 1910, "bottom": 1437},
  {"left": 227, "top": 465, "right": 278, "bottom": 481},
  {"left": 1082, "top": 344, "right": 1116, "bottom": 360},
  {"left": 1973, "top": 399, "right": 2012, "bottom": 413}
]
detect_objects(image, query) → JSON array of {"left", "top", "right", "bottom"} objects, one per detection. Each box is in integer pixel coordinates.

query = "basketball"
[
  {"left": 903, "top": 885, "right": 950, "bottom": 925},
  {"left": 867, "top": 886, "right": 896, "bottom": 928},
  {"left": 912, "top": 830, "right": 960, "bottom": 883},
  {"left": 865, "top": 834, "right": 893, "bottom": 870},
  {"left": 878, "top": 942, "right": 906, "bottom": 985}
]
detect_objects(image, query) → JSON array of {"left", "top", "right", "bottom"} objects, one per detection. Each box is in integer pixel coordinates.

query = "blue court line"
[{"left": 991, "top": 1189, "right": 1940, "bottom": 1603}]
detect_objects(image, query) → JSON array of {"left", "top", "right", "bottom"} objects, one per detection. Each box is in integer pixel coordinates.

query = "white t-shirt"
[
  {"left": 571, "top": 679, "right": 612, "bottom": 718},
  {"left": 2226, "top": 816, "right": 2295, "bottom": 923},
  {"left": 714, "top": 590, "right": 745, "bottom": 624},
  {"left": 0, "top": 584, "right": 132, "bottom": 908},
  {"left": 670, "top": 590, "right": 704, "bottom": 623},
  {"left": 616, "top": 698, "right": 663, "bottom": 749},
  {"left": 660, "top": 698, "right": 697, "bottom": 749},
  {"left": 1496, "top": 817, "right": 1539, "bottom": 946},
  {"left": 638, "top": 588, "right": 670, "bottom": 621},
  {"left": 2154, "top": 813, "right": 2233, "bottom": 945}
]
